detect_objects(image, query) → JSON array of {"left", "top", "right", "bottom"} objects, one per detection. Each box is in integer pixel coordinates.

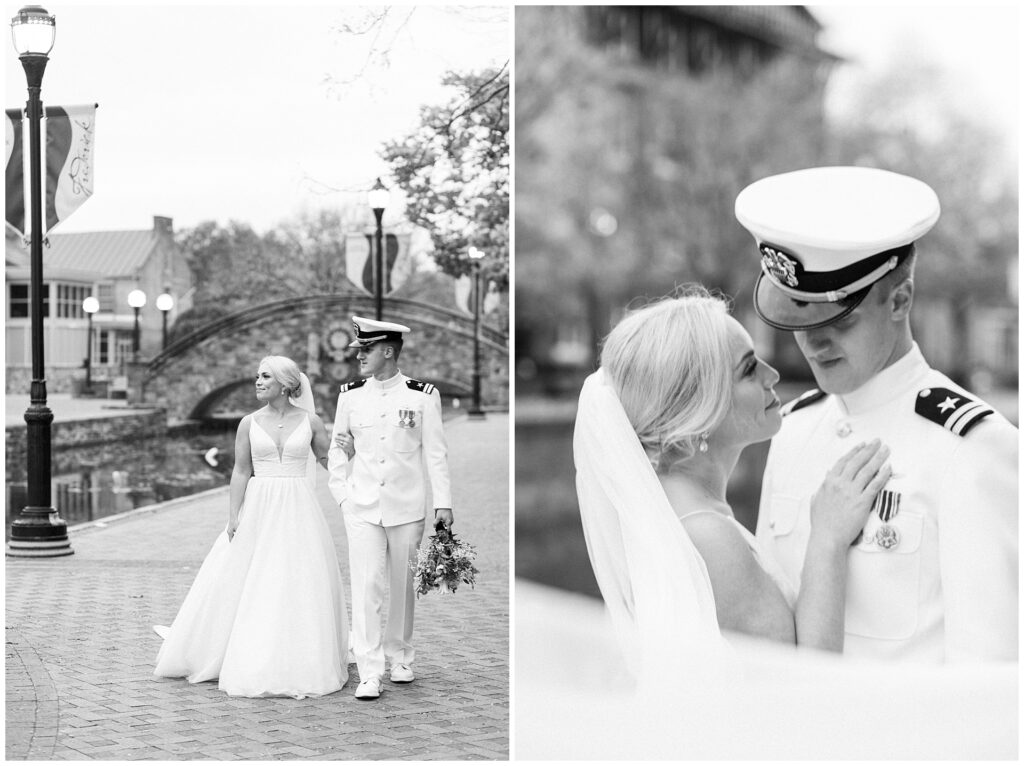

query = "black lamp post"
[
  {"left": 82, "top": 295, "right": 98, "bottom": 391},
  {"left": 8, "top": 4, "right": 72, "bottom": 557},
  {"left": 467, "top": 247, "right": 486, "bottom": 419},
  {"left": 128, "top": 288, "right": 146, "bottom": 362},
  {"left": 156, "top": 290, "right": 173, "bottom": 349},
  {"left": 367, "top": 178, "right": 390, "bottom": 321}
]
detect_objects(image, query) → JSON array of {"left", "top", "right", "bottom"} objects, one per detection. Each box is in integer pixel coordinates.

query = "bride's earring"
[{"left": 698, "top": 431, "right": 709, "bottom": 453}]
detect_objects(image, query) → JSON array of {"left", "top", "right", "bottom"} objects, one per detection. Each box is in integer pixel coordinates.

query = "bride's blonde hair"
[
  {"left": 600, "top": 286, "right": 733, "bottom": 471},
  {"left": 261, "top": 355, "right": 303, "bottom": 399}
]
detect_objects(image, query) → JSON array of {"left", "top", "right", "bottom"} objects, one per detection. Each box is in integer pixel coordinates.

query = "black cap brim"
[{"left": 753, "top": 272, "right": 869, "bottom": 331}]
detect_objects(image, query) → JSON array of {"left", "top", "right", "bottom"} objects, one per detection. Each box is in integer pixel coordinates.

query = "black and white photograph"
[
  {"left": 514, "top": 4, "right": 1017, "bottom": 760},
  {"left": 6, "top": 3, "right": 509, "bottom": 760},
  {"left": 6, "top": 2, "right": 1020, "bottom": 763}
]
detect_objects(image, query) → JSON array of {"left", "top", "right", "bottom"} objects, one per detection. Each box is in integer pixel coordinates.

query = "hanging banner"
[
  {"left": 5, "top": 108, "right": 26, "bottom": 235},
  {"left": 344, "top": 231, "right": 409, "bottom": 295},
  {"left": 455, "top": 274, "right": 501, "bottom": 316},
  {"left": 4, "top": 103, "right": 97, "bottom": 237}
]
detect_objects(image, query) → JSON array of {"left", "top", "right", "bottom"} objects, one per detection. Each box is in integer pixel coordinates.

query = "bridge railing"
[{"left": 144, "top": 293, "right": 508, "bottom": 380}]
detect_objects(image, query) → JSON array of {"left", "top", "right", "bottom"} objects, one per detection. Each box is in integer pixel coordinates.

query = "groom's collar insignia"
[
  {"left": 405, "top": 378, "right": 435, "bottom": 395},
  {"left": 340, "top": 378, "right": 368, "bottom": 393},
  {"left": 915, "top": 387, "right": 993, "bottom": 436},
  {"left": 780, "top": 388, "right": 826, "bottom": 416}
]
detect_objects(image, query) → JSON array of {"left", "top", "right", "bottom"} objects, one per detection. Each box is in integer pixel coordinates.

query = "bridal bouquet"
[{"left": 412, "top": 526, "right": 479, "bottom": 597}]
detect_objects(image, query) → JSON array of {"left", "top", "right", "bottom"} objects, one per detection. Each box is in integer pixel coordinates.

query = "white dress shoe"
[
  {"left": 389, "top": 663, "right": 414, "bottom": 683},
  {"left": 354, "top": 677, "right": 383, "bottom": 699}
]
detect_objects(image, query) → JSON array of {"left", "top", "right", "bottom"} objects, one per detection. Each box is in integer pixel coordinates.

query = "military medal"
[
  {"left": 869, "top": 489, "right": 902, "bottom": 550},
  {"left": 876, "top": 524, "right": 900, "bottom": 550},
  {"left": 398, "top": 409, "right": 416, "bottom": 428}
]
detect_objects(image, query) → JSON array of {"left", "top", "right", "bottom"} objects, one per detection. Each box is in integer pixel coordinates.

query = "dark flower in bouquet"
[{"left": 412, "top": 525, "right": 479, "bottom": 597}]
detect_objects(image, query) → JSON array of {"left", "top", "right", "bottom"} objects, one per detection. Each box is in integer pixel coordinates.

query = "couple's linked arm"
[{"left": 326, "top": 393, "right": 352, "bottom": 506}]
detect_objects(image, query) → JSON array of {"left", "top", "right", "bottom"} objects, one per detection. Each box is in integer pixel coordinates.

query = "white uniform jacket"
[
  {"left": 756, "top": 344, "right": 1017, "bottom": 662},
  {"left": 327, "top": 372, "right": 452, "bottom": 527}
]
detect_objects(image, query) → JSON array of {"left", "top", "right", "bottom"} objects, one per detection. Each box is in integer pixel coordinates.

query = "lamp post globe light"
[
  {"left": 467, "top": 246, "right": 486, "bottom": 419},
  {"left": 82, "top": 296, "right": 99, "bottom": 390},
  {"left": 128, "top": 289, "right": 146, "bottom": 361},
  {"left": 8, "top": 4, "right": 72, "bottom": 557},
  {"left": 368, "top": 178, "right": 390, "bottom": 321},
  {"left": 156, "top": 290, "right": 173, "bottom": 349}
]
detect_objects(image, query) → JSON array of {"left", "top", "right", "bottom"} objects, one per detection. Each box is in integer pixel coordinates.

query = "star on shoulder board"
[
  {"left": 339, "top": 379, "right": 368, "bottom": 393},
  {"left": 405, "top": 378, "right": 436, "bottom": 395},
  {"left": 915, "top": 387, "right": 994, "bottom": 436}
]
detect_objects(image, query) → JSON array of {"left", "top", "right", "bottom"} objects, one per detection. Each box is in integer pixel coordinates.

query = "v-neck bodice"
[{"left": 250, "top": 416, "right": 312, "bottom": 478}]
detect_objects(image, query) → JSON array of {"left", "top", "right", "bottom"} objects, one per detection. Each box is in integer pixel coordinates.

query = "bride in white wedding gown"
[
  {"left": 516, "top": 289, "right": 1016, "bottom": 759},
  {"left": 154, "top": 356, "right": 349, "bottom": 698}
]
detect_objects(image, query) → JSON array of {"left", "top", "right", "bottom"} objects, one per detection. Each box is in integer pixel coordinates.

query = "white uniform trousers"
[{"left": 343, "top": 514, "right": 425, "bottom": 681}]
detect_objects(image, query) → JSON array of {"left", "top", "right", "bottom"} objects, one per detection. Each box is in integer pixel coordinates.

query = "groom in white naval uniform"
[
  {"left": 328, "top": 316, "right": 453, "bottom": 699},
  {"left": 737, "top": 167, "right": 1017, "bottom": 662}
]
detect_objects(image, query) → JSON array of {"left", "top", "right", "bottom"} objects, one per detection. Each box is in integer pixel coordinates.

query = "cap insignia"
[{"left": 760, "top": 244, "right": 800, "bottom": 287}]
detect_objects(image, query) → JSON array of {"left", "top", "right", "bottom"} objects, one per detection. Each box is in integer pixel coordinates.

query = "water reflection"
[{"left": 5, "top": 427, "right": 236, "bottom": 535}]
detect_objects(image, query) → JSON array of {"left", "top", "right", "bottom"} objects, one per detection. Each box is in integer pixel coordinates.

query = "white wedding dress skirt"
[
  {"left": 516, "top": 581, "right": 1017, "bottom": 760},
  {"left": 154, "top": 418, "right": 349, "bottom": 698}
]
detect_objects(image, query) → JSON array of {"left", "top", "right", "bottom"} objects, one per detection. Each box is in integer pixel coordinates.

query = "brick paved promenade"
[{"left": 6, "top": 414, "right": 509, "bottom": 761}]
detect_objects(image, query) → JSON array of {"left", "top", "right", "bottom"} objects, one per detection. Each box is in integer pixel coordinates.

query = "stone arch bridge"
[{"left": 140, "top": 292, "right": 508, "bottom": 423}]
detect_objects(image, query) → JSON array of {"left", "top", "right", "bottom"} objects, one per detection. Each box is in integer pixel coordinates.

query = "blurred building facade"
[
  {"left": 582, "top": 5, "right": 835, "bottom": 74},
  {"left": 517, "top": 5, "right": 1018, "bottom": 397},
  {"left": 5, "top": 216, "right": 193, "bottom": 394},
  {"left": 516, "top": 5, "right": 839, "bottom": 397}
]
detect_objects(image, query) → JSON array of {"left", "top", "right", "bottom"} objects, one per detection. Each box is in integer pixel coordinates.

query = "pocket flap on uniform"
[{"left": 767, "top": 494, "right": 802, "bottom": 536}]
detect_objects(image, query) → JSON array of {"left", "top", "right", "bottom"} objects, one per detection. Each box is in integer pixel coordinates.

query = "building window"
[
  {"left": 96, "top": 329, "right": 130, "bottom": 368},
  {"left": 8, "top": 282, "right": 49, "bottom": 318},
  {"left": 56, "top": 284, "right": 91, "bottom": 319},
  {"left": 97, "top": 282, "right": 115, "bottom": 312},
  {"left": 98, "top": 329, "right": 111, "bottom": 365}
]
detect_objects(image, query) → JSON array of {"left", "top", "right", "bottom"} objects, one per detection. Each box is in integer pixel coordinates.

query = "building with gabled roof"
[{"left": 5, "top": 216, "right": 193, "bottom": 394}]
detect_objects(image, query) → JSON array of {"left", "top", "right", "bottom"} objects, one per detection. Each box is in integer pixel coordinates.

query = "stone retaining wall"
[{"left": 5, "top": 410, "right": 168, "bottom": 480}]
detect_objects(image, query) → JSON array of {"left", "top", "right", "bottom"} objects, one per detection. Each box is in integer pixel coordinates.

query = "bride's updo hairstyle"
[
  {"left": 261, "top": 355, "right": 303, "bottom": 399},
  {"left": 600, "top": 286, "right": 733, "bottom": 471}
]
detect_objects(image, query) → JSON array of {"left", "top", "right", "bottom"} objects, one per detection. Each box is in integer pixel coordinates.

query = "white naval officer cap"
[
  {"left": 348, "top": 315, "right": 411, "bottom": 348},
  {"left": 735, "top": 166, "right": 940, "bottom": 331}
]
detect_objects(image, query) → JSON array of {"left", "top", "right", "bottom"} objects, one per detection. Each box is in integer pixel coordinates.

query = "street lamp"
[
  {"left": 156, "top": 290, "right": 173, "bottom": 349},
  {"left": 127, "top": 288, "right": 146, "bottom": 361},
  {"left": 8, "top": 4, "right": 72, "bottom": 557},
  {"left": 82, "top": 295, "right": 98, "bottom": 391},
  {"left": 467, "top": 246, "right": 486, "bottom": 419},
  {"left": 367, "top": 177, "right": 390, "bottom": 320}
]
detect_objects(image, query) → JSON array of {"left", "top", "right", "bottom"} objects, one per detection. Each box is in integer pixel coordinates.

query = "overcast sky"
[
  {"left": 812, "top": 4, "right": 1018, "bottom": 153},
  {"left": 4, "top": 2, "right": 509, "bottom": 234},
  {"left": 5, "top": 3, "right": 1016, "bottom": 236}
]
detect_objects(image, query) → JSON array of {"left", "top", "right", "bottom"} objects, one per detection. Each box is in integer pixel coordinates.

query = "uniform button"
[
  {"left": 379, "top": 436, "right": 385, "bottom": 441},
  {"left": 836, "top": 421, "right": 852, "bottom": 437},
  {"left": 380, "top": 412, "right": 386, "bottom": 418},
  {"left": 769, "top": 520, "right": 776, "bottom": 529},
  {"left": 379, "top": 480, "right": 385, "bottom": 486},
  {"left": 379, "top": 458, "right": 385, "bottom": 463}
]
